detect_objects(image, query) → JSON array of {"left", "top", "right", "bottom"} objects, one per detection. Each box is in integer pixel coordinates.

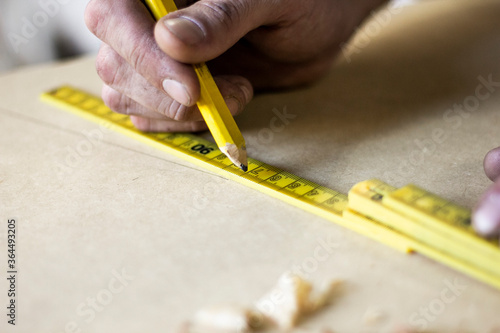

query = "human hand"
[
  {"left": 473, "top": 147, "right": 500, "bottom": 238},
  {"left": 84, "top": 0, "right": 387, "bottom": 132}
]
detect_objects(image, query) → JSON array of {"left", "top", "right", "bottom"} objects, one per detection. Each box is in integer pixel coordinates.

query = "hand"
[
  {"left": 84, "top": 0, "right": 387, "bottom": 132},
  {"left": 473, "top": 147, "right": 500, "bottom": 238}
]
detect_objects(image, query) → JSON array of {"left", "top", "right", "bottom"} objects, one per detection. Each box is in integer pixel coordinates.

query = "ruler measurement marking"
[
  {"left": 41, "top": 86, "right": 500, "bottom": 291},
  {"left": 261, "top": 171, "right": 285, "bottom": 184},
  {"left": 299, "top": 186, "right": 323, "bottom": 199}
]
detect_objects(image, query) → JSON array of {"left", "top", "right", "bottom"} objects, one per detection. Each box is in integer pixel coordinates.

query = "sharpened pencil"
[{"left": 144, "top": 0, "right": 248, "bottom": 172}]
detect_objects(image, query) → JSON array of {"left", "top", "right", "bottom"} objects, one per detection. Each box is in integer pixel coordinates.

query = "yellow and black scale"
[{"left": 42, "top": 86, "right": 500, "bottom": 291}]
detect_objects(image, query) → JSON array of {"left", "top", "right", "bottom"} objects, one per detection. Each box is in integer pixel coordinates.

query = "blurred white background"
[{"left": 0, "top": 0, "right": 100, "bottom": 73}]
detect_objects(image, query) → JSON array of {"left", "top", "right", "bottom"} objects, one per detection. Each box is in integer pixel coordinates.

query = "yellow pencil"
[{"left": 144, "top": 0, "right": 248, "bottom": 171}]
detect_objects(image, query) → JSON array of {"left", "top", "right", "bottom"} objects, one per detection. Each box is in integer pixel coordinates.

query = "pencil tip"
[{"left": 220, "top": 143, "right": 248, "bottom": 172}]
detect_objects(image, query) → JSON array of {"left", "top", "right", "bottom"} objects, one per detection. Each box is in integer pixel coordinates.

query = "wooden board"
[{"left": 1, "top": 0, "right": 500, "bottom": 331}]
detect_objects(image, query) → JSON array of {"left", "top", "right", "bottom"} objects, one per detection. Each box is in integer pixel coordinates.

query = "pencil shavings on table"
[
  {"left": 255, "top": 273, "right": 342, "bottom": 330},
  {"left": 181, "top": 273, "right": 343, "bottom": 333}
]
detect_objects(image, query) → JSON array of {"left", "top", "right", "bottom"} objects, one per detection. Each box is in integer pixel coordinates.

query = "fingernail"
[
  {"left": 225, "top": 97, "right": 242, "bottom": 115},
  {"left": 164, "top": 17, "right": 205, "bottom": 45},
  {"left": 163, "top": 79, "right": 192, "bottom": 106},
  {"left": 473, "top": 191, "right": 500, "bottom": 237}
]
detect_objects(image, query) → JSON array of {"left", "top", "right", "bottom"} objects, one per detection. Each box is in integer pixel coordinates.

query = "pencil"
[{"left": 144, "top": 0, "right": 248, "bottom": 172}]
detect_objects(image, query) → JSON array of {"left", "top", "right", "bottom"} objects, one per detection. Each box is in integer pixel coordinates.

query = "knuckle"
[
  {"left": 127, "top": 35, "right": 155, "bottom": 72},
  {"left": 95, "top": 45, "right": 122, "bottom": 87},
  {"left": 129, "top": 49, "right": 146, "bottom": 73},
  {"left": 102, "top": 86, "right": 126, "bottom": 114},
  {"left": 199, "top": 0, "right": 247, "bottom": 29},
  {"left": 84, "top": 0, "right": 108, "bottom": 37},
  {"left": 83, "top": 0, "right": 98, "bottom": 33}
]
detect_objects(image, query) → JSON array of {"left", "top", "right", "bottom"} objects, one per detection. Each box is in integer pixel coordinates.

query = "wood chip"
[
  {"left": 183, "top": 273, "right": 342, "bottom": 332},
  {"left": 255, "top": 273, "right": 342, "bottom": 330}
]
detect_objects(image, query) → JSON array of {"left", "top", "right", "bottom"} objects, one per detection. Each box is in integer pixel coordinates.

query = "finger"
[
  {"left": 102, "top": 85, "right": 189, "bottom": 120},
  {"left": 210, "top": 74, "right": 254, "bottom": 117},
  {"left": 154, "top": 0, "right": 283, "bottom": 63},
  {"left": 130, "top": 115, "right": 208, "bottom": 133},
  {"left": 208, "top": 42, "right": 339, "bottom": 90},
  {"left": 97, "top": 44, "right": 201, "bottom": 121},
  {"left": 85, "top": 0, "right": 199, "bottom": 106},
  {"left": 484, "top": 146, "right": 500, "bottom": 181},
  {"left": 473, "top": 180, "right": 500, "bottom": 237},
  {"left": 98, "top": 44, "right": 253, "bottom": 120},
  {"left": 102, "top": 80, "right": 248, "bottom": 122}
]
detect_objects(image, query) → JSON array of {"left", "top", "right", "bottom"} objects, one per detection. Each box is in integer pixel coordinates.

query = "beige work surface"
[{"left": 1, "top": 1, "right": 500, "bottom": 332}]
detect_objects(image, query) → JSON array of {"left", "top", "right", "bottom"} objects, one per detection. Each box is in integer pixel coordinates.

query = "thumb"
[{"left": 154, "top": 0, "right": 280, "bottom": 63}]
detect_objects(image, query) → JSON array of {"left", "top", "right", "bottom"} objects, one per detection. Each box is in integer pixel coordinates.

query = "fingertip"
[
  {"left": 473, "top": 209, "right": 500, "bottom": 237},
  {"left": 225, "top": 82, "right": 253, "bottom": 116},
  {"left": 237, "top": 81, "right": 254, "bottom": 105},
  {"left": 101, "top": 84, "right": 122, "bottom": 111},
  {"left": 473, "top": 181, "right": 500, "bottom": 237},
  {"left": 484, "top": 147, "right": 500, "bottom": 181},
  {"left": 224, "top": 97, "right": 243, "bottom": 116},
  {"left": 130, "top": 115, "right": 151, "bottom": 132},
  {"left": 214, "top": 75, "right": 253, "bottom": 116}
]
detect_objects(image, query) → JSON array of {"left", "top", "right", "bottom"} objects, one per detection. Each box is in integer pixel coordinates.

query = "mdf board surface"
[{"left": 1, "top": 0, "right": 500, "bottom": 332}]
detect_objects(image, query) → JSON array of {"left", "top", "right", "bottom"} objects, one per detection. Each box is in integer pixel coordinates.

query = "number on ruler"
[
  {"left": 325, "top": 197, "right": 338, "bottom": 204},
  {"left": 251, "top": 168, "right": 264, "bottom": 174},
  {"left": 269, "top": 175, "right": 282, "bottom": 182},
  {"left": 191, "top": 144, "right": 214, "bottom": 155},
  {"left": 307, "top": 189, "right": 319, "bottom": 197},
  {"left": 287, "top": 182, "right": 301, "bottom": 189}
]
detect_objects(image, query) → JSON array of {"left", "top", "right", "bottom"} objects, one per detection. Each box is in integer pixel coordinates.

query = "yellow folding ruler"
[{"left": 41, "top": 86, "right": 500, "bottom": 291}]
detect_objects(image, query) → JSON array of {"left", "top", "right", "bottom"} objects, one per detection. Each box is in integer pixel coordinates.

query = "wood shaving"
[
  {"left": 255, "top": 273, "right": 342, "bottom": 329},
  {"left": 184, "top": 306, "right": 262, "bottom": 333},
  {"left": 362, "top": 308, "right": 385, "bottom": 326},
  {"left": 183, "top": 273, "right": 342, "bottom": 332}
]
